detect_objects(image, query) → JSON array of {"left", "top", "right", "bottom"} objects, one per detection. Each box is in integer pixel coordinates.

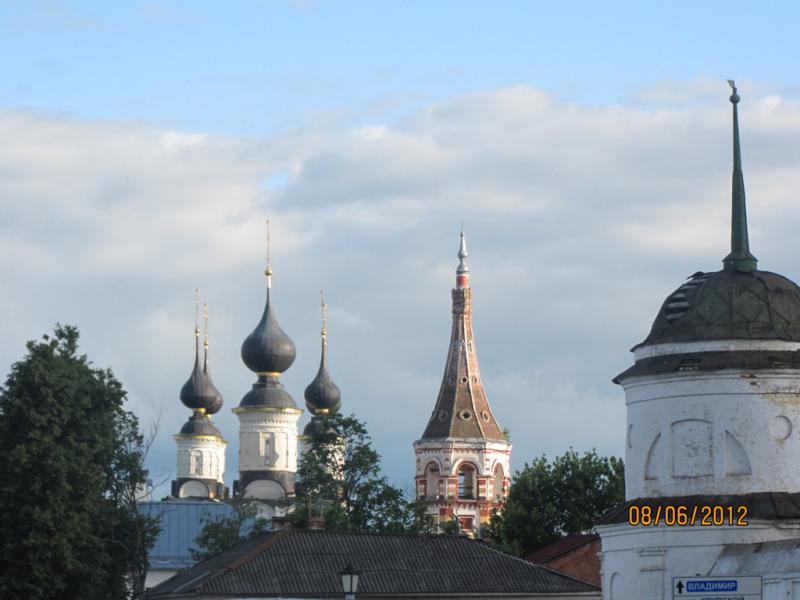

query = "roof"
[
  {"left": 525, "top": 534, "right": 600, "bottom": 565},
  {"left": 597, "top": 492, "right": 800, "bottom": 525},
  {"left": 420, "top": 289, "right": 505, "bottom": 441},
  {"left": 710, "top": 539, "right": 800, "bottom": 576},
  {"left": 614, "top": 349, "right": 800, "bottom": 383},
  {"left": 638, "top": 270, "right": 800, "bottom": 348},
  {"left": 145, "top": 528, "right": 599, "bottom": 598},
  {"left": 140, "top": 501, "right": 238, "bottom": 570},
  {"left": 178, "top": 412, "right": 224, "bottom": 438}
]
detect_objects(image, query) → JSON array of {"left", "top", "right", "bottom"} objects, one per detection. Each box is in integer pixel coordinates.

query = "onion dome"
[
  {"left": 302, "top": 414, "right": 336, "bottom": 437},
  {"left": 636, "top": 81, "right": 800, "bottom": 349},
  {"left": 304, "top": 293, "right": 341, "bottom": 414},
  {"left": 241, "top": 272, "right": 297, "bottom": 376},
  {"left": 239, "top": 233, "right": 298, "bottom": 409},
  {"left": 179, "top": 411, "right": 223, "bottom": 438},
  {"left": 180, "top": 297, "right": 224, "bottom": 414}
]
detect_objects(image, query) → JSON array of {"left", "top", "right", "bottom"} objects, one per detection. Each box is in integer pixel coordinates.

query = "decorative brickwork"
[{"left": 413, "top": 233, "right": 511, "bottom": 534}]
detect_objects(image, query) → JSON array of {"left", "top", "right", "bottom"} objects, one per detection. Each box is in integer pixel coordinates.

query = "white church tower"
[
  {"left": 597, "top": 82, "right": 800, "bottom": 597},
  {"left": 171, "top": 292, "right": 228, "bottom": 500},
  {"left": 233, "top": 224, "right": 302, "bottom": 500}
]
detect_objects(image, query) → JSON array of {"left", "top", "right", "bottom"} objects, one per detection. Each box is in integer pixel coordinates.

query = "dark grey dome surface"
[
  {"left": 302, "top": 415, "right": 335, "bottom": 437},
  {"left": 640, "top": 269, "right": 800, "bottom": 347},
  {"left": 240, "top": 376, "right": 298, "bottom": 409},
  {"left": 241, "top": 290, "right": 296, "bottom": 374},
  {"left": 180, "top": 355, "right": 224, "bottom": 414},
  {"left": 179, "top": 412, "right": 223, "bottom": 438},
  {"left": 304, "top": 360, "right": 341, "bottom": 414}
]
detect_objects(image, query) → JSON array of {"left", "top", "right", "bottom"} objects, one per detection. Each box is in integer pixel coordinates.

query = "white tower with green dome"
[{"left": 597, "top": 82, "right": 800, "bottom": 598}]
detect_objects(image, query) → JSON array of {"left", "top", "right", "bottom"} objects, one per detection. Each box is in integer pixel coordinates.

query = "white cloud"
[{"left": 4, "top": 84, "right": 800, "bottom": 493}]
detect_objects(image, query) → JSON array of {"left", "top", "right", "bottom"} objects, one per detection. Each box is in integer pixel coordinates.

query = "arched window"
[
  {"left": 493, "top": 464, "right": 504, "bottom": 499},
  {"left": 424, "top": 462, "right": 440, "bottom": 499},
  {"left": 457, "top": 463, "right": 476, "bottom": 499},
  {"left": 190, "top": 450, "right": 203, "bottom": 476}
]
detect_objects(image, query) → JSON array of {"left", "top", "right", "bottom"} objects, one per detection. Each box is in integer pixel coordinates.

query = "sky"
[{"left": 4, "top": 1, "right": 800, "bottom": 498}]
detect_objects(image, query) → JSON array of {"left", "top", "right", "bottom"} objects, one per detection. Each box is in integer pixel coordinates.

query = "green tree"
[
  {"left": 0, "top": 325, "right": 158, "bottom": 600},
  {"left": 292, "top": 413, "right": 433, "bottom": 533},
  {"left": 485, "top": 448, "right": 624, "bottom": 556},
  {"left": 190, "top": 499, "right": 271, "bottom": 561}
]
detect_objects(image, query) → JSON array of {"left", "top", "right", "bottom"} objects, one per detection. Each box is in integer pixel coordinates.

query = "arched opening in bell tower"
[
  {"left": 493, "top": 463, "right": 504, "bottom": 499},
  {"left": 424, "top": 461, "right": 441, "bottom": 499},
  {"left": 457, "top": 463, "right": 476, "bottom": 499}
]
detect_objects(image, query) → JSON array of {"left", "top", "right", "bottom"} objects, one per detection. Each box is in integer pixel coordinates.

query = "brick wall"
[{"left": 545, "top": 539, "right": 601, "bottom": 588}]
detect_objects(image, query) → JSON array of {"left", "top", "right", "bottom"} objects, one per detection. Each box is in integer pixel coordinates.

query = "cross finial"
[
  {"left": 320, "top": 290, "right": 327, "bottom": 340},
  {"left": 194, "top": 288, "right": 201, "bottom": 338},
  {"left": 265, "top": 218, "right": 273, "bottom": 287},
  {"left": 203, "top": 302, "right": 209, "bottom": 350}
]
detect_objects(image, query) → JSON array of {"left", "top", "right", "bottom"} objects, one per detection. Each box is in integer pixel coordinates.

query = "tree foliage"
[
  {"left": 485, "top": 448, "right": 624, "bottom": 556},
  {"left": 0, "top": 325, "right": 159, "bottom": 600},
  {"left": 190, "top": 499, "right": 271, "bottom": 561},
  {"left": 291, "top": 413, "right": 433, "bottom": 533}
]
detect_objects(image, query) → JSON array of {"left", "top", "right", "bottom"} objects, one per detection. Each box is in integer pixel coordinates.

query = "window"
[
  {"left": 457, "top": 464, "right": 476, "bottom": 499},
  {"left": 190, "top": 450, "right": 203, "bottom": 476},
  {"left": 493, "top": 464, "right": 504, "bottom": 498},
  {"left": 424, "top": 462, "right": 440, "bottom": 499}
]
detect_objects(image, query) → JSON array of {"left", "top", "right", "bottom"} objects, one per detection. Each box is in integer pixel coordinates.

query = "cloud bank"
[{"left": 3, "top": 84, "right": 800, "bottom": 494}]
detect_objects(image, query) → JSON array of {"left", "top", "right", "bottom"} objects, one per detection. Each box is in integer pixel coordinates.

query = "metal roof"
[
  {"left": 145, "top": 528, "right": 599, "bottom": 598},
  {"left": 140, "top": 501, "right": 238, "bottom": 570}
]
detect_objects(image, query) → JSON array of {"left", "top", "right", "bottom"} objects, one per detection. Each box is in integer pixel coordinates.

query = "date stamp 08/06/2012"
[{"left": 627, "top": 504, "right": 749, "bottom": 527}]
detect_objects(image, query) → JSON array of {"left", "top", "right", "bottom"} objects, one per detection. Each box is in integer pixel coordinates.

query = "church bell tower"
[{"left": 413, "top": 232, "right": 511, "bottom": 533}]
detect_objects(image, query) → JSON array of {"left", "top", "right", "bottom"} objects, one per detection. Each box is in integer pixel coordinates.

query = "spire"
[
  {"left": 180, "top": 290, "right": 224, "bottom": 415},
  {"left": 456, "top": 230, "right": 470, "bottom": 288},
  {"left": 304, "top": 290, "right": 341, "bottom": 415},
  {"left": 194, "top": 288, "right": 201, "bottom": 366},
  {"left": 203, "top": 302, "right": 210, "bottom": 372},
  {"left": 265, "top": 217, "right": 273, "bottom": 289},
  {"left": 722, "top": 80, "right": 758, "bottom": 272},
  {"left": 420, "top": 237, "right": 504, "bottom": 442},
  {"left": 320, "top": 290, "right": 328, "bottom": 365}
]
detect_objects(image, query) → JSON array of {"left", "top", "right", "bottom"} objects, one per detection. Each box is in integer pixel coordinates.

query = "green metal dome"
[
  {"left": 640, "top": 269, "right": 800, "bottom": 347},
  {"left": 638, "top": 82, "right": 800, "bottom": 348}
]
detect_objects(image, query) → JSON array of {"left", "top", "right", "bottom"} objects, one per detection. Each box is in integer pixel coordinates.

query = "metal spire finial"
[
  {"left": 457, "top": 230, "right": 469, "bottom": 274},
  {"left": 320, "top": 290, "right": 327, "bottom": 340},
  {"left": 203, "top": 302, "right": 210, "bottom": 372},
  {"left": 722, "top": 80, "right": 757, "bottom": 272},
  {"left": 265, "top": 218, "right": 273, "bottom": 287},
  {"left": 194, "top": 288, "right": 201, "bottom": 338}
]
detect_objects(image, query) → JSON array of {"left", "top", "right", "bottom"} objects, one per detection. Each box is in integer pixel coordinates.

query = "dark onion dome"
[
  {"left": 240, "top": 375, "right": 297, "bottom": 409},
  {"left": 180, "top": 336, "right": 224, "bottom": 415},
  {"left": 304, "top": 364, "right": 341, "bottom": 414},
  {"left": 302, "top": 414, "right": 336, "bottom": 437},
  {"left": 638, "top": 269, "right": 800, "bottom": 348},
  {"left": 304, "top": 302, "right": 341, "bottom": 414},
  {"left": 241, "top": 284, "right": 297, "bottom": 375},
  {"left": 179, "top": 411, "right": 224, "bottom": 438}
]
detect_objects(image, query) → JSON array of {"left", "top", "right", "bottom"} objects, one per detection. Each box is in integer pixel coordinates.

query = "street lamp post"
[{"left": 339, "top": 564, "right": 360, "bottom": 600}]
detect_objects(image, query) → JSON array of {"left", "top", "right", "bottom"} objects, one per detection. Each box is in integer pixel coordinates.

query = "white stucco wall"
[
  {"left": 175, "top": 435, "right": 227, "bottom": 483},
  {"left": 623, "top": 368, "right": 800, "bottom": 499},
  {"left": 599, "top": 520, "right": 800, "bottom": 599},
  {"left": 235, "top": 407, "right": 301, "bottom": 474}
]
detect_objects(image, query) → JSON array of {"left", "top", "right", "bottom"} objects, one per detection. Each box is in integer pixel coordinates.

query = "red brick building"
[{"left": 526, "top": 533, "right": 601, "bottom": 588}]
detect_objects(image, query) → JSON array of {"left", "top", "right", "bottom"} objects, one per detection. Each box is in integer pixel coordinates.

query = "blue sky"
[
  {"left": 4, "top": 2, "right": 800, "bottom": 497},
  {"left": 4, "top": 1, "right": 800, "bottom": 135}
]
